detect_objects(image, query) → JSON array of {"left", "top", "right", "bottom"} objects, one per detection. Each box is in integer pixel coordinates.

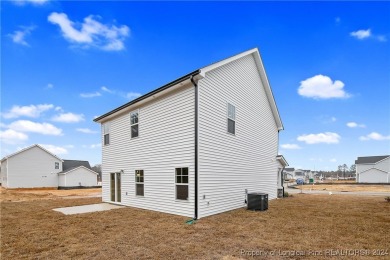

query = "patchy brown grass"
[
  {"left": 298, "top": 184, "right": 390, "bottom": 192},
  {"left": 1, "top": 195, "right": 389, "bottom": 259},
  {"left": 0, "top": 187, "right": 101, "bottom": 202}
]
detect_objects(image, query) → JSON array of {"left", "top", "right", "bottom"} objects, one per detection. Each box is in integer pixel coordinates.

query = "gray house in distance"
[
  {"left": 94, "top": 48, "right": 287, "bottom": 219},
  {"left": 355, "top": 155, "right": 390, "bottom": 183},
  {"left": 1, "top": 144, "right": 98, "bottom": 188}
]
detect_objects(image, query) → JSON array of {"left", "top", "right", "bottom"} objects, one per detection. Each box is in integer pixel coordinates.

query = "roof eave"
[
  {"left": 199, "top": 48, "right": 284, "bottom": 131},
  {"left": 94, "top": 70, "right": 201, "bottom": 123}
]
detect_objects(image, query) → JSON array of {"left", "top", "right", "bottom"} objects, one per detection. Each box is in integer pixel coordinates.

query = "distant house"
[
  {"left": 294, "top": 169, "right": 305, "bottom": 180},
  {"left": 355, "top": 155, "right": 390, "bottom": 183},
  {"left": 283, "top": 167, "right": 295, "bottom": 180},
  {"left": 1, "top": 144, "right": 98, "bottom": 188},
  {"left": 94, "top": 48, "right": 287, "bottom": 219},
  {"left": 58, "top": 160, "right": 99, "bottom": 188}
]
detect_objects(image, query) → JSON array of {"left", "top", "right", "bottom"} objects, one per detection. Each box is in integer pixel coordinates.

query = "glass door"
[
  {"left": 116, "top": 172, "right": 121, "bottom": 202},
  {"left": 110, "top": 172, "right": 121, "bottom": 202}
]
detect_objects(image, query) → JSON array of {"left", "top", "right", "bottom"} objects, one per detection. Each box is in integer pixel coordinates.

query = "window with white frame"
[
  {"left": 175, "top": 167, "right": 188, "bottom": 200},
  {"left": 227, "top": 103, "right": 235, "bottom": 134},
  {"left": 103, "top": 123, "right": 110, "bottom": 145},
  {"left": 135, "top": 170, "right": 144, "bottom": 196},
  {"left": 55, "top": 162, "right": 59, "bottom": 169},
  {"left": 130, "top": 110, "right": 139, "bottom": 138}
]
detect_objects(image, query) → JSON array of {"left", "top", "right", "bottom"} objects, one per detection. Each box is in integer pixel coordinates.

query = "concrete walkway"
[{"left": 53, "top": 203, "right": 124, "bottom": 215}]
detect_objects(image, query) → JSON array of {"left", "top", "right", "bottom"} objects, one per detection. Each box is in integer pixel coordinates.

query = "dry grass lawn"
[
  {"left": 0, "top": 187, "right": 101, "bottom": 202},
  {"left": 1, "top": 194, "right": 389, "bottom": 259},
  {"left": 296, "top": 184, "right": 390, "bottom": 192}
]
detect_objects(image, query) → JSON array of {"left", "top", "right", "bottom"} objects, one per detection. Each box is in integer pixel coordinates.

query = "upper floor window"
[
  {"left": 175, "top": 167, "right": 189, "bottom": 200},
  {"left": 135, "top": 170, "right": 144, "bottom": 196},
  {"left": 55, "top": 162, "right": 59, "bottom": 169},
  {"left": 130, "top": 110, "right": 139, "bottom": 138},
  {"left": 103, "top": 123, "right": 110, "bottom": 145},
  {"left": 227, "top": 103, "right": 235, "bottom": 135}
]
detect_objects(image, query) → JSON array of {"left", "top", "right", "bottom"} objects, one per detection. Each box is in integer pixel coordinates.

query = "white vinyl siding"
[
  {"left": 356, "top": 157, "right": 390, "bottom": 183},
  {"left": 4, "top": 146, "right": 62, "bottom": 188},
  {"left": 197, "top": 54, "right": 279, "bottom": 218},
  {"left": 101, "top": 84, "right": 195, "bottom": 217},
  {"left": 58, "top": 167, "right": 98, "bottom": 187}
]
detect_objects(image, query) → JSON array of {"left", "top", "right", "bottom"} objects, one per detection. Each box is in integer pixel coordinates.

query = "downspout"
[{"left": 190, "top": 75, "right": 199, "bottom": 220}]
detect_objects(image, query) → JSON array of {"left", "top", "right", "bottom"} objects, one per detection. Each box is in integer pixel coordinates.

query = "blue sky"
[{"left": 1, "top": 1, "right": 389, "bottom": 170}]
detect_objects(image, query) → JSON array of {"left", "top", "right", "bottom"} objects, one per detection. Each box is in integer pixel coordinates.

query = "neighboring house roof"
[
  {"left": 58, "top": 165, "right": 98, "bottom": 175},
  {"left": 93, "top": 48, "right": 284, "bottom": 130},
  {"left": 62, "top": 160, "right": 91, "bottom": 173},
  {"left": 1, "top": 144, "right": 63, "bottom": 162},
  {"left": 284, "top": 167, "right": 295, "bottom": 172},
  {"left": 355, "top": 155, "right": 389, "bottom": 164}
]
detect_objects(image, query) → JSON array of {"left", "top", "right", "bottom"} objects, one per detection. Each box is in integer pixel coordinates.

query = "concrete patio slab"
[{"left": 53, "top": 203, "right": 124, "bottom": 215}]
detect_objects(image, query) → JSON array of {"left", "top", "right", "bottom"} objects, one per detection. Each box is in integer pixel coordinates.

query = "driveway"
[{"left": 284, "top": 184, "right": 390, "bottom": 196}]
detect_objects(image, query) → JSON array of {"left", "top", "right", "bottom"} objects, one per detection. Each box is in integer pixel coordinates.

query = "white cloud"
[
  {"left": 350, "top": 29, "right": 371, "bottom": 40},
  {"left": 101, "top": 86, "right": 114, "bottom": 93},
  {"left": 46, "top": 83, "right": 54, "bottom": 89},
  {"left": 335, "top": 17, "right": 341, "bottom": 23},
  {"left": 126, "top": 92, "right": 142, "bottom": 100},
  {"left": 76, "top": 128, "right": 98, "bottom": 134},
  {"left": 12, "top": 0, "right": 48, "bottom": 6},
  {"left": 39, "top": 144, "right": 68, "bottom": 155},
  {"left": 350, "top": 29, "right": 386, "bottom": 42},
  {"left": 377, "top": 35, "right": 387, "bottom": 42},
  {"left": 346, "top": 122, "right": 366, "bottom": 128},
  {"left": 297, "top": 132, "right": 341, "bottom": 144},
  {"left": 9, "top": 26, "right": 35, "bottom": 46},
  {"left": 330, "top": 158, "right": 337, "bottom": 162},
  {"left": 8, "top": 120, "right": 62, "bottom": 135},
  {"left": 298, "top": 75, "right": 350, "bottom": 99},
  {"left": 0, "top": 129, "right": 28, "bottom": 144},
  {"left": 80, "top": 92, "right": 101, "bottom": 98},
  {"left": 280, "top": 144, "right": 302, "bottom": 150},
  {"left": 2, "top": 104, "right": 54, "bottom": 119},
  {"left": 82, "top": 143, "right": 101, "bottom": 149},
  {"left": 48, "top": 12, "right": 130, "bottom": 51},
  {"left": 331, "top": 117, "right": 337, "bottom": 122},
  {"left": 52, "top": 113, "right": 84, "bottom": 123},
  {"left": 359, "top": 132, "right": 390, "bottom": 141}
]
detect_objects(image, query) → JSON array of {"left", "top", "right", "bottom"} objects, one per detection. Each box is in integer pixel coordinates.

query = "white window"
[
  {"left": 227, "top": 103, "right": 235, "bottom": 135},
  {"left": 135, "top": 170, "right": 144, "bottom": 196},
  {"left": 175, "top": 168, "right": 188, "bottom": 200},
  {"left": 130, "top": 110, "right": 139, "bottom": 138},
  {"left": 103, "top": 123, "right": 110, "bottom": 145}
]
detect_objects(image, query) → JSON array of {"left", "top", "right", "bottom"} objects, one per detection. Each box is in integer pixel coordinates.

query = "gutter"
[
  {"left": 94, "top": 70, "right": 200, "bottom": 122},
  {"left": 190, "top": 75, "right": 199, "bottom": 220}
]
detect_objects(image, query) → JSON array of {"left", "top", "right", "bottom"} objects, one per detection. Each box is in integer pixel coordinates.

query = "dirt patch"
[
  {"left": 297, "top": 184, "right": 390, "bottom": 192},
  {"left": 0, "top": 187, "right": 101, "bottom": 202},
  {"left": 1, "top": 195, "right": 389, "bottom": 259}
]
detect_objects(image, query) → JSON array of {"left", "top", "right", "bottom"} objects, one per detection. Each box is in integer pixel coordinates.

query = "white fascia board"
[
  {"left": 2, "top": 144, "right": 63, "bottom": 162},
  {"left": 360, "top": 168, "right": 388, "bottom": 174},
  {"left": 276, "top": 155, "right": 289, "bottom": 166},
  {"left": 60, "top": 166, "right": 99, "bottom": 175},
  {"left": 199, "top": 48, "right": 284, "bottom": 131}
]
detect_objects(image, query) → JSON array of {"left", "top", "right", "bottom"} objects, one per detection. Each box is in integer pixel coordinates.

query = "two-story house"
[{"left": 94, "top": 48, "right": 287, "bottom": 219}]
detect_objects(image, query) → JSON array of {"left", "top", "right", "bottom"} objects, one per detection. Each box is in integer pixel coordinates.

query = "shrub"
[{"left": 385, "top": 196, "right": 390, "bottom": 203}]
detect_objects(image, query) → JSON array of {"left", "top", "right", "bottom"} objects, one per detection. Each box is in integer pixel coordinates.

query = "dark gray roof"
[
  {"left": 62, "top": 160, "right": 91, "bottom": 173},
  {"left": 355, "top": 155, "right": 389, "bottom": 164},
  {"left": 284, "top": 167, "right": 295, "bottom": 171},
  {"left": 93, "top": 70, "right": 200, "bottom": 122}
]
